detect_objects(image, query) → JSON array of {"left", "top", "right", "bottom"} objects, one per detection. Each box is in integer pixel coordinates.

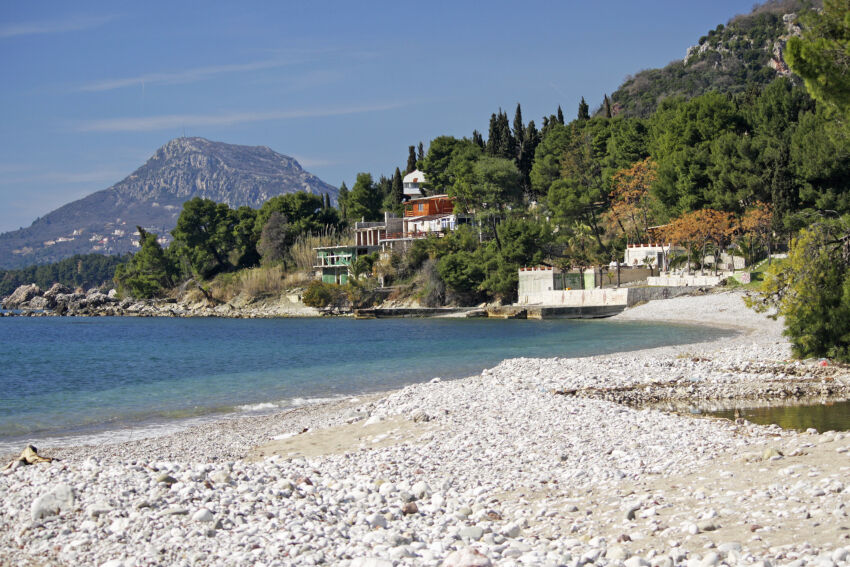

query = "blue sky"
[{"left": 0, "top": 0, "right": 758, "bottom": 233}]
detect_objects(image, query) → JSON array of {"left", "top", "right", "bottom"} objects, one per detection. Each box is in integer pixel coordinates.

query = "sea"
[{"left": 0, "top": 316, "right": 732, "bottom": 454}]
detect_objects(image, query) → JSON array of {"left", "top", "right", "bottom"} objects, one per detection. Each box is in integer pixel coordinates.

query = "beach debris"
[{"left": 2, "top": 445, "right": 55, "bottom": 473}]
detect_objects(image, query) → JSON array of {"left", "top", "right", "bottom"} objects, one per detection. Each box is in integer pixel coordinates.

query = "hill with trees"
[{"left": 606, "top": 0, "right": 819, "bottom": 118}]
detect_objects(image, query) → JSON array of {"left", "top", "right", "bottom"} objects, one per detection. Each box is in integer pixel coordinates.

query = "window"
[{"left": 418, "top": 204, "right": 424, "bottom": 211}]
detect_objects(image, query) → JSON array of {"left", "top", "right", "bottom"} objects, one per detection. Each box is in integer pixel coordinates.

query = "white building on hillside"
[{"left": 403, "top": 169, "right": 426, "bottom": 198}]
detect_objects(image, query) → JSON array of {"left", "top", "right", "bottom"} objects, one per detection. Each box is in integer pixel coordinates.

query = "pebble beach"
[{"left": 3, "top": 291, "right": 850, "bottom": 567}]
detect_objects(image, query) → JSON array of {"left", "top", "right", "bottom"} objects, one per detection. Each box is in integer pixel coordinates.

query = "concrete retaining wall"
[
  {"left": 647, "top": 275, "right": 722, "bottom": 287},
  {"left": 518, "top": 286, "right": 699, "bottom": 309}
]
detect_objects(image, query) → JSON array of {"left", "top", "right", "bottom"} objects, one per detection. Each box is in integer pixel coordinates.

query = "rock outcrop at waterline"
[{"left": 0, "top": 283, "right": 319, "bottom": 318}]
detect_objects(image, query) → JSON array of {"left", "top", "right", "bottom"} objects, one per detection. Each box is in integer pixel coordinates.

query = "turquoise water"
[{"left": 0, "top": 316, "right": 731, "bottom": 451}]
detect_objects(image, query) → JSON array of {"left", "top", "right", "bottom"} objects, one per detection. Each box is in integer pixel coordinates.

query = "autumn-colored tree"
[
  {"left": 607, "top": 157, "right": 659, "bottom": 244},
  {"left": 740, "top": 201, "right": 774, "bottom": 265},
  {"left": 664, "top": 209, "right": 736, "bottom": 274}
]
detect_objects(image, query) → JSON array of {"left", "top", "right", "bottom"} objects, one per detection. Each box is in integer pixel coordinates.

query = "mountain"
[
  {"left": 605, "top": 0, "right": 817, "bottom": 118},
  {"left": 0, "top": 137, "right": 337, "bottom": 268}
]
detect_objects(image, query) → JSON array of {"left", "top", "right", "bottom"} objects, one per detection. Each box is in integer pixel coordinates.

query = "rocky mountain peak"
[{"left": 0, "top": 138, "right": 337, "bottom": 268}]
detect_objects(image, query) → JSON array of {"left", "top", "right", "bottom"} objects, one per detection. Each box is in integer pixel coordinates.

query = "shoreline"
[{"left": 3, "top": 290, "right": 850, "bottom": 566}]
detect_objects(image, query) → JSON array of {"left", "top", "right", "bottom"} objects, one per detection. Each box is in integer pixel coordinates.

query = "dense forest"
[{"left": 0, "top": 254, "right": 127, "bottom": 297}]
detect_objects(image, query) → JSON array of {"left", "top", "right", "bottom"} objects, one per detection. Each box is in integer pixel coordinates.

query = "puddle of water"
[{"left": 706, "top": 399, "right": 850, "bottom": 432}]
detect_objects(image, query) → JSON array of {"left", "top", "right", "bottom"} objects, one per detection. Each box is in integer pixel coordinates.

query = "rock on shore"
[
  {"left": 0, "top": 283, "right": 320, "bottom": 318},
  {"left": 1, "top": 291, "right": 849, "bottom": 566}
]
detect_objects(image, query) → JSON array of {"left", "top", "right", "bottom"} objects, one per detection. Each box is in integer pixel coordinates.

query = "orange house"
[{"left": 404, "top": 195, "right": 455, "bottom": 217}]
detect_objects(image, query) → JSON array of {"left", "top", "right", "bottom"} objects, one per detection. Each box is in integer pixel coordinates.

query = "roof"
[
  {"left": 403, "top": 169, "right": 426, "bottom": 184},
  {"left": 405, "top": 194, "right": 450, "bottom": 204},
  {"left": 406, "top": 213, "right": 455, "bottom": 221}
]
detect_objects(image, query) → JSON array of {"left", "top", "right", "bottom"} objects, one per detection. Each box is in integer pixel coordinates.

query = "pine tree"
[
  {"left": 603, "top": 94, "right": 612, "bottom": 118},
  {"left": 406, "top": 146, "right": 417, "bottom": 173},
  {"left": 770, "top": 150, "right": 794, "bottom": 236},
  {"left": 557, "top": 106, "right": 564, "bottom": 125},
  {"left": 578, "top": 97, "right": 590, "bottom": 121}
]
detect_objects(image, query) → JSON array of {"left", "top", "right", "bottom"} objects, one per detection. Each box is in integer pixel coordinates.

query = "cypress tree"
[
  {"left": 391, "top": 167, "right": 403, "bottom": 205},
  {"left": 603, "top": 94, "right": 612, "bottom": 118},
  {"left": 377, "top": 175, "right": 392, "bottom": 200},
  {"left": 512, "top": 103, "right": 525, "bottom": 149},
  {"left": 497, "top": 110, "right": 514, "bottom": 159},
  {"left": 578, "top": 97, "right": 590, "bottom": 121},
  {"left": 472, "top": 129, "right": 484, "bottom": 148},
  {"left": 557, "top": 106, "right": 564, "bottom": 125},
  {"left": 417, "top": 142, "right": 424, "bottom": 163},
  {"left": 338, "top": 181, "right": 349, "bottom": 219},
  {"left": 486, "top": 113, "right": 499, "bottom": 156},
  {"left": 406, "top": 146, "right": 417, "bottom": 173}
]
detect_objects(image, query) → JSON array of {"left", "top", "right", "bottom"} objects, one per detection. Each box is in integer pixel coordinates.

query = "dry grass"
[
  {"left": 209, "top": 265, "right": 287, "bottom": 302},
  {"left": 290, "top": 229, "right": 351, "bottom": 273}
]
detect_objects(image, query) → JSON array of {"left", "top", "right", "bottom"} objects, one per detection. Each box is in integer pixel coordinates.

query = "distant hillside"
[
  {"left": 0, "top": 137, "right": 337, "bottom": 268},
  {"left": 606, "top": 0, "right": 818, "bottom": 118}
]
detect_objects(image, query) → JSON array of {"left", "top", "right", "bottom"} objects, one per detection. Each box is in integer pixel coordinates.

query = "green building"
[{"left": 314, "top": 245, "right": 373, "bottom": 284}]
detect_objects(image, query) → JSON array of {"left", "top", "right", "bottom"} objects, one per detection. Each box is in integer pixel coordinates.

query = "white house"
[{"left": 403, "top": 169, "right": 426, "bottom": 198}]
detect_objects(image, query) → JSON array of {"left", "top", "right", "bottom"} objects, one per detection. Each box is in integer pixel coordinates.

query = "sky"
[{"left": 0, "top": 0, "right": 760, "bottom": 234}]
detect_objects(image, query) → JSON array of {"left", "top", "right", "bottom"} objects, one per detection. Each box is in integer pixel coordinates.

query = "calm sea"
[{"left": 0, "top": 316, "right": 731, "bottom": 453}]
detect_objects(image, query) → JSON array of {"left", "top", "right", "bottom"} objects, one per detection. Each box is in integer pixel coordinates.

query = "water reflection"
[{"left": 709, "top": 399, "right": 850, "bottom": 432}]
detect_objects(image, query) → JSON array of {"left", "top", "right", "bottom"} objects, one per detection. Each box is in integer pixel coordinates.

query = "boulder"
[
  {"left": 44, "top": 283, "right": 72, "bottom": 299},
  {"left": 3, "top": 284, "right": 41, "bottom": 309},
  {"left": 28, "top": 296, "right": 50, "bottom": 310},
  {"left": 86, "top": 292, "right": 112, "bottom": 308},
  {"left": 31, "top": 483, "right": 76, "bottom": 521}
]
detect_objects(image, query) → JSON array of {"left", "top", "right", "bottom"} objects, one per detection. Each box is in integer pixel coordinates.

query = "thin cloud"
[
  {"left": 78, "top": 102, "right": 415, "bottom": 132},
  {"left": 0, "top": 15, "right": 116, "bottom": 39},
  {"left": 291, "top": 156, "right": 339, "bottom": 168},
  {"left": 79, "top": 59, "right": 299, "bottom": 92},
  {"left": 0, "top": 168, "right": 126, "bottom": 186}
]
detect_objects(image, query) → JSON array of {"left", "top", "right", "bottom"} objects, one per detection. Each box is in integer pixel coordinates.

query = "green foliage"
[
  {"left": 749, "top": 219, "right": 850, "bottom": 361},
  {"left": 577, "top": 97, "right": 590, "bottom": 121},
  {"left": 437, "top": 250, "right": 485, "bottom": 294},
  {"left": 254, "top": 192, "right": 339, "bottom": 241},
  {"left": 345, "top": 173, "right": 383, "bottom": 222},
  {"left": 113, "top": 228, "right": 175, "bottom": 298},
  {"left": 170, "top": 198, "right": 259, "bottom": 279},
  {"left": 406, "top": 146, "right": 417, "bottom": 174},
  {"left": 786, "top": 0, "right": 850, "bottom": 115},
  {"left": 486, "top": 110, "right": 515, "bottom": 159},
  {"left": 302, "top": 280, "right": 348, "bottom": 311},
  {"left": 257, "top": 211, "right": 290, "bottom": 265},
  {"left": 0, "top": 254, "right": 127, "bottom": 297},
  {"left": 421, "top": 136, "right": 482, "bottom": 195},
  {"left": 530, "top": 123, "right": 573, "bottom": 199},
  {"left": 350, "top": 251, "right": 379, "bottom": 279}
]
